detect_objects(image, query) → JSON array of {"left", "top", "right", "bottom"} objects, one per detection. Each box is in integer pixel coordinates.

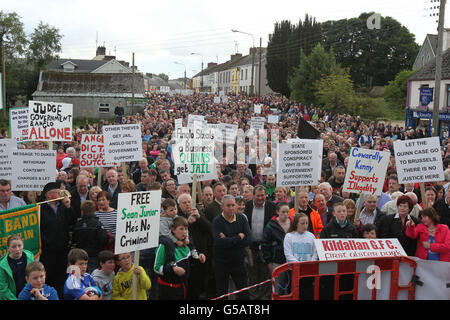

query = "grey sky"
[{"left": 2, "top": 0, "right": 444, "bottom": 79}]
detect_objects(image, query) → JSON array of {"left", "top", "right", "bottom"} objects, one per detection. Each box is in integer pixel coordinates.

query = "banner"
[
  {"left": 9, "top": 107, "right": 29, "bottom": 143},
  {"left": 11, "top": 150, "right": 56, "bottom": 191},
  {"left": 0, "top": 139, "right": 14, "bottom": 180},
  {"left": 80, "top": 134, "right": 118, "bottom": 168},
  {"left": 103, "top": 124, "right": 143, "bottom": 163},
  {"left": 394, "top": 137, "right": 444, "bottom": 184},
  {"left": 276, "top": 140, "right": 323, "bottom": 187},
  {"left": 314, "top": 238, "right": 407, "bottom": 261},
  {"left": 342, "top": 147, "right": 390, "bottom": 196},
  {"left": 28, "top": 101, "right": 73, "bottom": 142},
  {"left": 0, "top": 204, "right": 41, "bottom": 258},
  {"left": 114, "top": 190, "right": 161, "bottom": 255}
]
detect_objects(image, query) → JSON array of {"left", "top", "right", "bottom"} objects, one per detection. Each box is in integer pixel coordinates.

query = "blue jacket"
[
  {"left": 63, "top": 273, "right": 102, "bottom": 300},
  {"left": 18, "top": 283, "right": 59, "bottom": 300}
]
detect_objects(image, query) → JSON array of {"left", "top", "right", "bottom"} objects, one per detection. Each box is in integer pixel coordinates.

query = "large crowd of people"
[{"left": 0, "top": 92, "right": 449, "bottom": 301}]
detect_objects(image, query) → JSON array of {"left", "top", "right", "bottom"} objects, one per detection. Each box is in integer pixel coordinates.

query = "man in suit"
[
  {"left": 102, "top": 169, "right": 121, "bottom": 209},
  {"left": 322, "top": 152, "right": 344, "bottom": 181},
  {"left": 243, "top": 185, "right": 276, "bottom": 300},
  {"left": 70, "top": 174, "right": 90, "bottom": 220}
]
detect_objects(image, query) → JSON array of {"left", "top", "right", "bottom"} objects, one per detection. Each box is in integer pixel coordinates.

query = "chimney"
[
  {"left": 207, "top": 62, "right": 217, "bottom": 69},
  {"left": 230, "top": 53, "right": 242, "bottom": 61},
  {"left": 96, "top": 46, "right": 106, "bottom": 56}
]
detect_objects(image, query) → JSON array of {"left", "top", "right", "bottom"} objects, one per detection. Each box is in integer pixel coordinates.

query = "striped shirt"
[{"left": 95, "top": 209, "right": 118, "bottom": 235}]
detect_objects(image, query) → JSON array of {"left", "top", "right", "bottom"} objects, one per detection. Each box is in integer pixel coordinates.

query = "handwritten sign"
[
  {"left": 343, "top": 148, "right": 390, "bottom": 196},
  {"left": 314, "top": 238, "right": 407, "bottom": 261},
  {"left": 28, "top": 101, "right": 73, "bottom": 142},
  {"left": 276, "top": 140, "right": 323, "bottom": 186},
  {"left": 103, "top": 124, "right": 143, "bottom": 163},
  {"left": 11, "top": 150, "right": 56, "bottom": 191},
  {"left": 80, "top": 134, "right": 118, "bottom": 168},
  {"left": 250, "top": 117, "right": 265, "bottom": 130},
  {"left": 0, "top": 139, "right": 14, "bottom": 180},
  {"left": 9, "top": 107, "right": 29, "bottom": 143},
  {"left": 114, "top": 190, "right": 162, "bottom": 255},
  {"left": 394, "top": 137, "right": 444, "bottom": 184}
]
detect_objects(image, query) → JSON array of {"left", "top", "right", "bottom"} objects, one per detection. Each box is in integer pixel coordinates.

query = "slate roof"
[
  {"left": 409, "top": 47, "right": 450, "bottom": 81},
  {"left": 47, "top": 59, "right": 109, "bottom": 72}
]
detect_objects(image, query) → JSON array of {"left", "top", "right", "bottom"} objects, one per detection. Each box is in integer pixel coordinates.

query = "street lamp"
[
  {"left": 174, "top": 61, "right": 187, "bottom": 89},
  {"left": 191, "top": 52, "right": 203, "bottom": 91},
  {"left": 232, "top": 29, "right": 255, "bottom": 96}
]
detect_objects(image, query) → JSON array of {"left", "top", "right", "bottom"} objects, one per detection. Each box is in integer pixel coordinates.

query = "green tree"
[
  {"left": 27, "top": 21, "right": 62, "bottom": 70},
  {"left": 289, "top": 43, "right": 340, "bottom": 105},
  {"left": 315, "top": 69, "right": 355, "bottom": 114},
  {"left": 384, "top": 69, "right": 416, "bottom": 110},
  {"left": 322, "top": 12, "right": 420, "bottom": 88}
]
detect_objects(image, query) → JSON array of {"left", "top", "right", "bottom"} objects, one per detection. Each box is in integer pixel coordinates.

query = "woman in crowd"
[
  {"left": 406, "top": 207, "right": 450, "bottom": 261},
  {"left": 95, "top": 191, "right": 117, "bottom": 252},
  {"left": 252, "top": 164, "right": 266, "bottom": 186},
  {"left": 420, "top": 186, "right": 437, "bottom": 208},
  {"left": 273, "top": 186, "right": 290, "bottom": 204},
  {"left": 161, "top": 178, "right": 178, "bottom": 200}
]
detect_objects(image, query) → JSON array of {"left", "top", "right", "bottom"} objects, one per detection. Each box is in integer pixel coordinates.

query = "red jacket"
[{"left": 405, "top": 223, "right": 450, "bottom": 262}]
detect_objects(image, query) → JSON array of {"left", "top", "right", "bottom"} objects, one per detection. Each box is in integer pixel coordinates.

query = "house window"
[
  {"left": 241, "top": 70, "right": 243, "bottom": 80},
  {"left": 99, "top": 103, "right": 110, "bottom": 113},
  {"left": 245, "top": 69, "right": 248, "bottom": 80},
  {"left": 447, "top": 84, "right": 450, "bottom": 107}
]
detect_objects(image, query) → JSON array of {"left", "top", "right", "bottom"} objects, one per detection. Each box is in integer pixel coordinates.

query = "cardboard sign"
[
  {"left": 276, "top": 140, "right": 323, "bottom": 187},
  {"left": 0, "top": 139, "right": 14, "bottom": 180},
  {"left": 114, "top": 190, "right": 162, "bottom": 255},
  {"left": 80, "top": 134, "right": 118, "bottom": 168},
  {"left": 11, "top": 150, "right": 56, "bottom": 191},
  {"left": 250, "top": 117, "right": 265, "bottom": 130},
  {"left": 343, "top": 148, "right": 390, "bottom": 196},
  {"left": 9, "top": 107, "right": 29, "bottom": 143},
  {"left": 268, "top": 115, "right": 279, "bottom": 124},
  {"left": 394, "top": 137, "right": 444, "bottom": 184},
  {"left": 103, "top": 124, "right": 143, "bottom": 163},
  {"left": 28, "top": 101, "right": 73, "bottom": 142},
  {"left": 314, "top": 238, "right": 407, "bottom": 261}
]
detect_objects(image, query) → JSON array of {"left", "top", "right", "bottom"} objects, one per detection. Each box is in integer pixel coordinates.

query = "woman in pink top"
[{"left": 406, "top": 208, "right": 450, "bottom": 262}]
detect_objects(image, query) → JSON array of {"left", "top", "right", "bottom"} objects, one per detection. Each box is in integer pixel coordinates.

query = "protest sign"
[
  {"left": 268, "top": 115, "right": 279, "bottom": 124},
  {"left": 314, "top": 238, "right": 407, "bottom": 261},
  {"left": 103, "top": 124, "right": 143, "bottom": 163},
  {"left": 250, "top": 117, "right": 265, "bottom": 130},
  {"left": 342, "top": 148, "right": 390, "bottom": 196},
  {"left": 80, "top": 134, "right": 118, "bottom": 168},
  {"left": 0, "top": 204, "right": 41, "bottom": 258},
  {"left": 0, "top": 139, "right": 14, "bottom": 180},
  {"left": 213, "top": 96, "right": 221, "bottom": 104},
  {"left": 172, "top": 126, "right": 216, "bottom": 183},
  {"left": 219, "top": 123, "right": 238, "bottom": 145},
  {"left": 187, "top": 114, "right": 206, "bottom": 127},
  {"left": 174, "top": 118, "right": 183, "bottom": 130},
  {"left": 276, "top": 140, "right": 323, "bottom": 187},
  {"left": 9, "top": 107, "right": 29, "bottom": 143},
  {"left": 114, "top": 190, "right": 162, "bottom": 255},
  {"left": 11, "top": 150, "right": 56, "bottom": 191},
  {"left": 393, "top": 136, "right": 444, "bottom": 184},
  {"left": 28, "top": 101, "right": 73, "bottom": 142},
  {"left": 254, "top": 104, "right": 262, "bottom": 114}
]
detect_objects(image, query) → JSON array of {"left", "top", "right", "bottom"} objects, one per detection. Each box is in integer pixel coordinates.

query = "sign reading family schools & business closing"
[
  {"left": 103, "top": 124, "right": 143, "bottom": 163},
  {"left": 276, "top": 140, "right": 323, "bottom": 187},
  {"left": 314, "top": 238, "right": 407, "bottom": 261},
  {"left": 28, "top": 101, "right": 73, "bottom": 142},
  {"left": 394, "top": 136, "right": 444, "bottom": 184},
  {"left": 342, "top": 148, "right": 390, "bottom": 196},
  {"left": 114, "top": 190, "right": 161, "bottom": 255}
]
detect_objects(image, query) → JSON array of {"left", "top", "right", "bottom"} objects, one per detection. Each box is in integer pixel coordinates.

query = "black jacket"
[
  {"left": 69, "top": 189, "right": 90, "bottom": 220},
  {"left": 378, "top": 214, "right": 419, "bottom": 256},
  {"left": 101, "top": 182, "right": 121, "bottom": 209},
  {"left": 433, "top": 198, "right": 450, "bottom": 228},
  {"left": 72, "top": 215, "right": 108, "bottom": 257},
  {"left": 262, "top": 217, "right": 288, "bottom": 264},
  {"left": 244, "top": 200, "right": 277, "bottom": 239},
  {"left": 320, "top": 218, "right": 359, "bottom": 239},
  {"left": 189, "top": 213, "right": 213, "bottom": 256},
  {"left": 40, "top": 202, "right": 77, "bottom": 253}
]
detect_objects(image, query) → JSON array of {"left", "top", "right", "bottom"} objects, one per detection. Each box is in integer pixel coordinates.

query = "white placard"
[
  {"left": 250, "top": 117, "right": 265, "bottom": 130},
  {"left": 80, "top": 134, "right": 118, "bottom": 168},
  {"left": 268, "top": 115, "right": 279, "bottom": 124},
  {"left": 114, "top": 190, "right": 162, "bottom": 255},
  {"left": 213, "top": 96, "right": 221, "bottom": 104},
  {"left": 314, "top": 238, "right": 407, "bottom": 261},
  {"left": 103, "top": 124, "right": 143, "bottom": 163},
  {"left": 187, "top": 115, "right": 206, "bottom": 127},
  {"left": 9, "top": 107, "right": 29, "bottom": 143},
  {"left": 254, "top": 104, "right": 262, "bottom": 114},
  {"left": 276, "top": 140, "right": 323, "bottom": 187},
  {"left": 174, "top": 118, "right": 183, "bottom": 131},
  {"left": 394, "top": 137, "right": 444, "bottom": 184},
  {"left": 343, "top": 147, "right": 390, "bottom": 196},
  {"left": 0, "top": 139, "right": 14, "bottom": 180},
  {"left": 28, "top": 101, "right": 73, "bottom": 142},
  {"left": 11, "top": 149, "right": 56, "bottom": 191},
  {"left": 219, "top": 123, "right": 238, "bottom": 145}
]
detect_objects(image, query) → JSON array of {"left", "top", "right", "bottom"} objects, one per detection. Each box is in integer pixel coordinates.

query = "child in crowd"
[
  {"left": 0, "top": 235, "right": 34, "bottom": 300},
  {"left": 63, "top": 248, "right": 103, "bottom": 300},
  {"left": 362, "top": 224, "right": 377, "bottom": 239},
  {"left": 154, "top": 216, "right": 198, "bottom": 300},
  {"left": 18, "top": 261, "right": 59, "bottom": 300},
  {"left": 283, "top": 213, "right": 318, "bottom": 262},
  {"left": 112, "top": 252, "right": 151, "bottom": 300},
  {"left": 91, "top": 250, "right": 116, "bottom": 300}
]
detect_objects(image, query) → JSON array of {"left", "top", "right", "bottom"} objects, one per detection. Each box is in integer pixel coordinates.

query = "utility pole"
[
  {"left": 432, "top": 0, "right": 446, "bottom": 137},
  {"left": 258, "top": 37, "right": 262, "bottom": 99},
  {"left": 132, "top": 52, "right": 135, "bottom": 115},
  {"left": 2, "top": 44, "right": 6, "bottom": 117}
]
